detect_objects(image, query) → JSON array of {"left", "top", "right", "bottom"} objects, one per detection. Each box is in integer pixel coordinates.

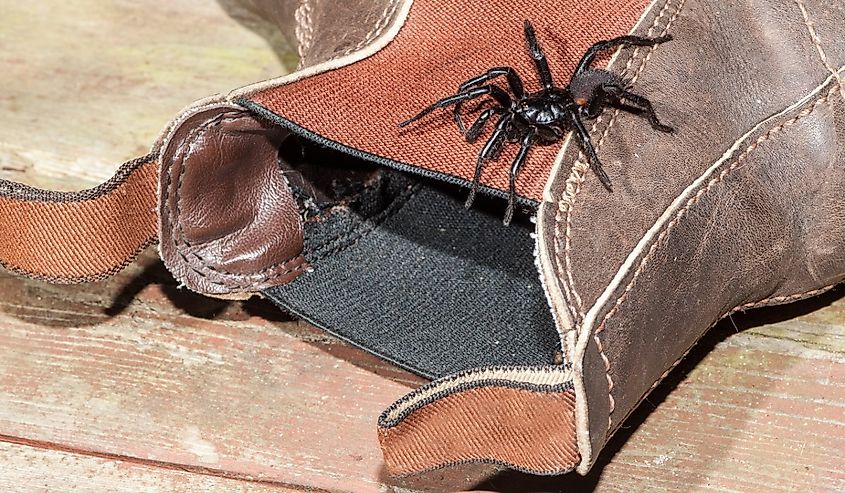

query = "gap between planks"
[{"left": 0, "top": 433, "right": 324, "bottom": 492}]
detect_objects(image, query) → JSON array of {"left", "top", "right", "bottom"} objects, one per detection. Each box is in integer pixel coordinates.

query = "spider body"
[
  {"left": 399, "top": 20, "right": 674, "bottom": 224},
  {"left": 511, "top": 89, "right": 571, "bottom": 141}
]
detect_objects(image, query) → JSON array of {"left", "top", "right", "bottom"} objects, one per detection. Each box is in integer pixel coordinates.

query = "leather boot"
[{"left": 1, "top": 0, "right": 843, "bottom": 478}]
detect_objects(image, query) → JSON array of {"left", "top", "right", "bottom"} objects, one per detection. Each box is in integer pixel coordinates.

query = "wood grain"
[
  {"left": 0, "top": 0, "right": 294, "bottom": 190},
  {"left": 0, "top": 1, "right": 843, "bottom": 492},
  {"left": 0, "top": 441, "right": 305, "bottom": 493},
  {"left": 0, "top": 259, "right": 431, "bottom": 493},
  {"left": 0, "top": 256, "right": 842, "bottom": 492}
]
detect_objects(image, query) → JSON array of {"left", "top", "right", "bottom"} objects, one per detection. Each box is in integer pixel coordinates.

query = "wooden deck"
[{"left": 1, "top": 1, "right": 843, "bottom": 491}]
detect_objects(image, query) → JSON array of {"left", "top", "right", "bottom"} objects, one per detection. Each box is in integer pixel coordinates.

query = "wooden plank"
[
  {"left": 0, "top": 0, "right": 294, "bottom": 190},
  {"left": 0, "top": 441, "right": 306, "bottom": 493},
  {"left": 0, "top": 261, "right": 430, "bottom": 493},
  {"left": 0, "top": 1, "right": 843, "bottom": 491},
  {"left": 1, "top": 263, "right": 843, "bottom": 493},
  {"left": 472, "top": 291, "right": 845, "bottom": 493}
]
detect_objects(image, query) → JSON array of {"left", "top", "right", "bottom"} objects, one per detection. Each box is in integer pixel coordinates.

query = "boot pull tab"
[{"left": 378, "top": 365, "right": 580, "bottom": 476}]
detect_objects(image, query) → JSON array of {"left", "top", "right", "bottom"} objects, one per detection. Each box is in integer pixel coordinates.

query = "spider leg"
[
  {"left": 465, "top": 107, "right": 506, "bottom": 143},
  {"left": 602, "top": 84, "right": 673, "bottom": 132},
  {"left": 584, "top": 84, "right": 648, "bottom": 120},
  {"left": 585, "top": 84, "right": 611, "bottom": 119},
  {"left": 569, "top": 110, "right": 613, "bottom": 191},
  {"left": 453, "top": 67, "right": 525, "bottom": 132},
  {"left": 573, "top": 34, "right": 673, "bottom": 77},
  {"left": 503, "top": 128, "right": 537, "bottom": 225},
  {"left": 399, "top": 85, "right": 512, "bottom": 127},
  {"left": 523, "top": 20, "right": 555, "bottom": 89},
  {"left": 466, "top": 114, "right": 511, "bottom": 209}
]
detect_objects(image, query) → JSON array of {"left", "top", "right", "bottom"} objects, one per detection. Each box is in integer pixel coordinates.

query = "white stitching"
[
  {"left": 228, "top": 1, "right": 414, "bottom": 100},
  {"left": 341, "top": 0, "right": 401, "bottom": 58},
  {"left": 554, "top": 0, "right": 682, "bottom": 327},
  {"left": 294, "top": 0, "right": 315, "bottom": 68},
  {"left": 795, "top": 0, "right": 845, "bottom": 102},
  {"left": 550, "top": 0, "right": 685, "bottom": 430},
  {"left": 594, "top": 85, "right": 837, "bottom": 432}
]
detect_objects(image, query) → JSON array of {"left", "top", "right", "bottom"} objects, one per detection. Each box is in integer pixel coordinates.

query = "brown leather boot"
[{"left": 1, "top": 0, "right": 843, "bottom": 479}]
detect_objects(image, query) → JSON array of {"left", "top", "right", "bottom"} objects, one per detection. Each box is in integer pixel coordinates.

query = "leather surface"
[
  {"left": 245, "top": 0, "right": 652, "bottom": 204},
  {"left": 537, "top": 0, "right": 845, "bottom": 470},
  {"left": 229, "top": 0, "right": 401, "bottom": 68},
  {"left": 158, "top": 105, "right": 306, "bottom": 296},
  {"left": 295, "top": 0, "right": 402, "bottom": 67}
]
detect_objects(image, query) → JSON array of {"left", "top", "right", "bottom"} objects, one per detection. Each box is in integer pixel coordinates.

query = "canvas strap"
[{"left": 0, "top": 155, "right": 158, "bottom": 283}]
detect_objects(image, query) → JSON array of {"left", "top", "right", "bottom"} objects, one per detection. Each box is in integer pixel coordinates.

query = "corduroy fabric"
[
  {"left": 0, "top": 156, "right": 158, "bottom": 283},
  {"left": 249, "top": 0, "right": 652, "bottom": 203}
]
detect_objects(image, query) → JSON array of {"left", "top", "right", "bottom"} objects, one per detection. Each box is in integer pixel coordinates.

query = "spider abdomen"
[
  {"left": 399, "top": 20, "right": 673, "bottom": 224},
  {"left": 568, "top": 69, "right": 626, "bottom": 106}
]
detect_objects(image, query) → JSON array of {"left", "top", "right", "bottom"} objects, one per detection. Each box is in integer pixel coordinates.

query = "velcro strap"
[{"left": 0, "top": 155, "right": 158, "bottom": 283}]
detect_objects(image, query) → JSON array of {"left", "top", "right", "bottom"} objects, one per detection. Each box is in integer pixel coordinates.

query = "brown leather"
[
  {"left": 222, "top": 0, "right": 403, "bottom": 69},
  {"left": 158, "top": 105, "right": 306, "bottom": 296},
  {"left": 536, "top": 0, "right": 845, "bottom": 471},
  {"left": 0, "top": 156, "right": 157, "bottom": 283},
  {"left": 0, "top": 0, "right": 397, "bottom": 290},
  {"left": 4, "top": 0, "right": 843, "bottom": 480},
  {"left": 294, "top": 0, "right": 403, "bottom": 68},
  {"left": 244, "top": 0, "right": 652, "bottom": 204},
  {"left": 378, "top": 367, "right": 578, "bottom": 476}
]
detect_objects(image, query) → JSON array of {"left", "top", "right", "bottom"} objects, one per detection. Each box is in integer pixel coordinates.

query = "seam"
[
  {"left": 379, "top": 379, "right": 575, "bottom": 428},
  {"left": 380, "top": 365, "right": 575, "bottom": 423},
  {"left": 341, "top": 0, "right": 401, "bottom": 58},
  {"left": 294, "top": 0, "right": 315, "bottom": 68},
  {"left": 594, "top": 85, "right": 837, "bottom": 431},
  {"left": 229, "top": 1, "right": 414, "bottom": 100},
  {"left": 0, "top": 236, "right": 157, "bottom": 285},
  {"left": 553, "top": 0, "right": 683, "bottom": 328},
  {"left": 0, "top": 154, "right": 156, "bottom": 203},
  {"left": 240, "top": 99, "right": 539, "bottom": 209},
  {"left": 794, "top": 0, "right": 845, "bottom": 102},
  {"left": 551, "top": 0, "right": 685, "bottom": 432},
  {"left": 729, "top": 282, "right": 841, "bottom": 313},
  {"left": 305, "top": 183, "right": 419, "bottom": 262},
  {"left": 163, "top": 114, "right": 305, "bottom": 292},
  {"left": 381, "top": 454, "right": 577, "bottom": 481}
]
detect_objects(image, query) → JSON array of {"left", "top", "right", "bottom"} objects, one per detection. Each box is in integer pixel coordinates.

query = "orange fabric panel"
[
  {"left": 251, "top": 0, "right": 652, "bottom": 202},
  {"left": 0, "top": 156, "right": 158, "bottom": 283},
  {"left": 379, "top": 385, "right": 579, "bottom": 475}
]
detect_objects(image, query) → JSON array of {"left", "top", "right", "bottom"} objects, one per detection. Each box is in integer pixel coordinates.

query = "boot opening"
[{"left": 266, "top": 134, "right": 560, "bottom": 378}]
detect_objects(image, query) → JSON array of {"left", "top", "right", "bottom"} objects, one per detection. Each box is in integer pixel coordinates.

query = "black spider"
[{"left": 399, "top": 20, "right": 674, "bottom": 224}]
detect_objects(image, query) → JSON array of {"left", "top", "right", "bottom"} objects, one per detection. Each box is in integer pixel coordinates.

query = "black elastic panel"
[{"left": 264, "top": 171, "right": 559, "bottom": 379}]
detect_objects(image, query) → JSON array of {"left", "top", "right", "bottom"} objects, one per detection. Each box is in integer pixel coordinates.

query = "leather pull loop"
[
  {"left": 0, "top": 155, "right": 158, "bottom": 283},
  {"left": 378, "top": 366, "right": 580, "bottom": 476}
]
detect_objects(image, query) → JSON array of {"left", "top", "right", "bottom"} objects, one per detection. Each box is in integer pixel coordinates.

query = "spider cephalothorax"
[{"left": 399, "top": 20, "right": 674, "bottom": 224}]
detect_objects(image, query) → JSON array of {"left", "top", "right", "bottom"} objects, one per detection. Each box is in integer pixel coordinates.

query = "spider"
[{"left": 399, "top": 20, "right": 674, "bottom": 224}]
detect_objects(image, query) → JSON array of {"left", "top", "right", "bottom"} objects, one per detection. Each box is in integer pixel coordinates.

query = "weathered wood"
[
  {"left": 0, "top": 1, "right": 843, "bottom": 491},
  {"left": 1, "top": 258, "right": 842, "bottom": 493},
  {"left": 0, "top": 260, "right": 430, "bottom": 493},
  {"left": 0, "top": 441, "right": 306, "bottom": 493},
  {"left": 0, "top": 0, "right": 294, "bottom": 190},
  {"left": 471, "top": 291, "right": 845, "bottom": 493}
]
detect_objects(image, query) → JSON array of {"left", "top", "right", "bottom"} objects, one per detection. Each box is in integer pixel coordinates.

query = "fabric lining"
[{"left": 264, "top": 160, "right": 559, "bottom": 379}]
